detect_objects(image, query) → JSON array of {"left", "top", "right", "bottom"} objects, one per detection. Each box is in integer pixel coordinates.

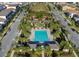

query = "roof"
[
  {"left": 74, "top": 14, "right": 79, "bottom": 18},
  {"left": 7, "top": 2, "right": 20, "bottom": 6},
  {"left": 7, "top": 4, "right": 18, "bottom": 6},
  {"left": 0, "top": 8, "right": 15, "bottom": 16},
  {"left": 74, "top": 17, "right": 79, "bottom": 21},
  {"left": 73, "top": 14, "right": 79, "bottom": 21},
  {"left": 0, "top": 8, "right": 15, "bottom": 23},
  {"left": 0, "top": 17, "right": 5, "bottom": 22},
  {"left": 0, "top": 17, "right": 7, "bottom": 25}
]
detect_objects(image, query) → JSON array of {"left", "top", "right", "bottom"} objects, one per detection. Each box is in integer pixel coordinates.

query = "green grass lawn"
[{"left": 31, "top": 3, "right": 50, "bottom": 12}]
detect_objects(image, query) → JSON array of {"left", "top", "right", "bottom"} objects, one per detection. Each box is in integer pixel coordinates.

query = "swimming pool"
[{"left": 33, "top": 30, "right": 48, "bottom": 42}]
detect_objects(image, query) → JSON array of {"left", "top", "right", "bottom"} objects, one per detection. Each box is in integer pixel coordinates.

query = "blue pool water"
[{"left": 34, "top": 30, "right": 48, "bottom": 42}]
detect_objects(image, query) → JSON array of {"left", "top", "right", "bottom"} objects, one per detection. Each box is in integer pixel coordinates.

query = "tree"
[
  {"left": 52, "top": 50, "right": 58, "bottom": 57},
  {"left": 59, "top": 41, "right": 66, "bottom": 51},
  {"left": 20, "top": 33, "right": 25, "bottom": 38},
  {"left": 45, "top": 46, "right": 52, "bottom": 57},
  {"left": 56, "top": 37, "right": 61, "bottom": 44},
  {"left": 25, "top": 52, "right": 31, "bottom": 57},
  {"left": 56, "top": 5, "right": 62, "bottom": 11},
  {"left": 59, "top": 32, "right": 65, "bottom": 40},
  {"left": 33, "top": 46, "right": 42, "bottom": 57}
]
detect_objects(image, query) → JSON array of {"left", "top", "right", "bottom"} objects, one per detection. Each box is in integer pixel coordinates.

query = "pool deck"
[
  {"left": 28, "top": 44, "right": 37, "bottom": 49},
  {"left": 29, "top": 28, "right": 34, "bottom": 41},
  {"left": 29, "top": 27, "right": 59, "bottom": 50},
  {"left": 49, "top": 44, "right": 59, "bottom": 51},
  {"left": 46, "top": 28, "right": 53, "bottom": 41}
]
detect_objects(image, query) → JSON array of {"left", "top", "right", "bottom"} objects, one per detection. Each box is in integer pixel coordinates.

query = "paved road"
[
  {"left": 49, "top": 3, "right": 79, "bottom": 48},
  {"left": 0, "top": 11, "right": 24, "bottom": 57}
]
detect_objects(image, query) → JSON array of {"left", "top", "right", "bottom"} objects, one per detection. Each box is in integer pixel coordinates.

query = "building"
[
  {"left": 0, "top": 4, "right": 20, "bottom": 31},
  {"left": 0, "top": 8, "right": 15, "bottom": 30},
  {"left": 73, "top": 14, "right": 79, "bottom": 22},
  {"left": 65, "top": 12, "right": 79, "bottom": 26},
  {"left": 64, "top": 12, "right": 75, "bottom": 18},
  {"left": 63, "top": 4, "right": 79, "bottom": 16}
]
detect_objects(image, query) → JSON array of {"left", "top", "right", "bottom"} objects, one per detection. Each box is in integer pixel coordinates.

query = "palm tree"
[
  {"left": 33, "top": 46, "right": 42, "bottom": 57},
  {"left": 59, "top": 41, "right": 66, "bottom": 51},
  {"left": 44, "top": 46, "right": 52, "bottom": 57}
]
